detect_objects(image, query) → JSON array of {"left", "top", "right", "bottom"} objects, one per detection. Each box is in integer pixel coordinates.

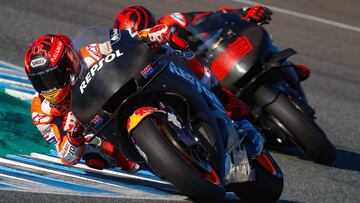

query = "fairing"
[
  {"left": 186, "top": 13, "right": 274, "bottom": 90},
  {"left": 71, "top": 27, "right": 153, "bottom": 124}
]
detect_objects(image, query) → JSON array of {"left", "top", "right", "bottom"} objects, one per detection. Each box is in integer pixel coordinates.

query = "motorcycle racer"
[
  {"left": 25, "top": 34, "right": 139, "bottom": 171},
  {"left": 114, "top": 5, "right": 310, "bottom": 82},
  {"left": 157, "top": 6, "right": 310, "bottom": 81}
]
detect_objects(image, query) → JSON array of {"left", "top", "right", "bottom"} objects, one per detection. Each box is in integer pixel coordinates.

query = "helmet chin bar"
[{"left": 42, "top": 83, "right": 71, "bottom": 105}]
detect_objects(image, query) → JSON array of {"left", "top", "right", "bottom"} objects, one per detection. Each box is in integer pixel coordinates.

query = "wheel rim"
[{"left": 155, "top": 118, "right": 221, "bottom": 185}]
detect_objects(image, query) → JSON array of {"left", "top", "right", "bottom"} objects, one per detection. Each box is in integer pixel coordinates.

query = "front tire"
[
  {"left": 266, "top": 93, "right": 336, "bottom": 164},
  {"left": 132, "top": 117, "right": 226, "bottom": 201}
]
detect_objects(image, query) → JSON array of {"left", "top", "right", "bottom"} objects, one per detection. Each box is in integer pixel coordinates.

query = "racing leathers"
[
  {"left": 157, "top": 6, "right": 310, "bottom": 81},
  {"left": 30, "top": 94, "right": 138, "bottom": 171}
]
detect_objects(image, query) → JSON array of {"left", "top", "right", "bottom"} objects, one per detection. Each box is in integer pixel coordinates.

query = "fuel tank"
[{"left": 195, "top": 13, "right": 275, "bottom": 91}]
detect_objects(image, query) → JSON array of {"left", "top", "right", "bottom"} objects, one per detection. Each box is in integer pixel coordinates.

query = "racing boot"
[{"left": 83, "top": 135, "right": 139, "bottom": 172}]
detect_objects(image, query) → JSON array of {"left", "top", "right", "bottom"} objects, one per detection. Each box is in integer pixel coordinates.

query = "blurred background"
[{"left": 0, "top": 0, "right": 359, "bottom": 202}]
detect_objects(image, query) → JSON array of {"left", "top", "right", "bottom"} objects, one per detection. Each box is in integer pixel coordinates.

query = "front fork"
[
  {"left": 277, "top": 80, "right": 315, "bottom": 118},
  {"left": 234, "top": 119, "right": 264, "bottom": 158},
  {"left": 252, "top": 80, "right": 315, "bottom": 144},
  {"left": 277, "top": 62, "right": 309, "bottom": 103},
  {"left": 223, "top": 119, "right": 262, "bottom": 184}
]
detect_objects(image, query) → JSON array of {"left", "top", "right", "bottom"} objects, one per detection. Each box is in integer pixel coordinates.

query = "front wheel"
[
  {"left": 132, "top": 117, "right": 226, "bottom": 201},
  {"left": 226, "top": 150, "right": 283, "bottom": 203},
  {"left": 266, "top": 93, "right": 336, "bottom": 164}
]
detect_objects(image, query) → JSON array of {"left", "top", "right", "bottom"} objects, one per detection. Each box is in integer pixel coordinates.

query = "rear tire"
[
  {"left": 132, "top": 117, "right": 226, "bottom": 201},
  {"left": 266, "top": 93, "right": 336, "bottom": 164},
  {"left": 226, "top": 150, "right": 283, "bottom": 203}
]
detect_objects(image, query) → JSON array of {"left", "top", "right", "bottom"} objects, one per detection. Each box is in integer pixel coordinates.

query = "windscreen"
[{"left": 70, "top": 27, "right": 122, "bottom": 84}]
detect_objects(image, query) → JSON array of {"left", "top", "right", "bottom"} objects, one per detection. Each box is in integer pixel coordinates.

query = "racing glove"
[
  {"left": 62, "top": 111, "right": 85, "bottom": 146},
  {"left": 145, "top": 24, "right": 171, "bottom": 47},
  {"left": 242, "top": 6, "right": 273, "bottom": 25}
]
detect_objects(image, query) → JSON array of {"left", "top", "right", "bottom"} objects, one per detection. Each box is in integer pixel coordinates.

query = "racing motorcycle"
[
  {"left": 178, "top": 12, "right": 336, "bottom": 165},
  {"left": 70, "top": 27, "right": 283, "bottom": 202}
]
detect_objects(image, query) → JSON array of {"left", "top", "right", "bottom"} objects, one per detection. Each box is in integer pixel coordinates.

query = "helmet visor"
[{"left": 27, "top": 64, "right": 70, "bottom": 94}]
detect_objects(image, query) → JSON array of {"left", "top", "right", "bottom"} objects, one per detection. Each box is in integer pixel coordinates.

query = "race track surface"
[{"left": 0, "top": 0, "right": 359, "bottom": 202}]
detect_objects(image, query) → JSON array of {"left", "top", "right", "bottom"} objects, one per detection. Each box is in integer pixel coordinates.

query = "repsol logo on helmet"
[
  {"left": 30, "top": 57, "right": 47, "bottom": 68},
  {"left": 79, "top": 49, "right": 124, "bottom": 94}
]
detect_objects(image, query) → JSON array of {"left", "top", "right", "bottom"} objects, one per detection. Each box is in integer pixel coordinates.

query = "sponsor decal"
[
  {"left": 127, "top": 107, "right": 166, "bottom": 133},
  {"left": 170, "top": 13, "right": 187, "bottom": 27},
  {"left": 49, "top": 40, "right": 64, "bottom": 65},
  {"left": 60, "top": 140, "right": 78, "bottom": 162},
  {"left": 48, "top": 136, "right": 58, "bottom": 146},
  {"left": 169, "top": 62, "right": 225, "bottom": 113},
  {"left": 40, "top": 99, "right": 52, "bottom": 115},
  {"left": 40, "top": 87, "right": 58, "bottom": 94},
  {"left": 80, "top": 49, "right": 124, "bottom": 94},
  {"left": 140, "top": 65, "right": 154, "bottom": 78},
  {"left": 32, "top": 112, "right": 52, "bottom": 124},
  {"left": 110, "top": 29, "right": 120, "bottom": 43},
  {"left": 86, "top": 44, "right": 101, "bottom": 58},
  {"left": 41, "top": 126, "right": 58, "bottom": 145},
  {"left": 30, "top": 57, "right": 47, "bottom": 68},
  {"left": 70, "top": 74, "right": 76, "bottom": 85},
  {"left": 90, "top": 115, "right": 104, "bottom": 126},
  {"left": 210, "top": 36, "right": 253, "bottom": 80}
]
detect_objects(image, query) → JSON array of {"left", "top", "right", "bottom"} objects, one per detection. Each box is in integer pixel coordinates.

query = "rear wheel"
[
  {"left": 266, "top": 93, "right": 336, "bottom": 164},
  {"left": 132, "top": 117, "right": 225, "bottom": 201},
  {"left": 226, "top": 150, "right": 283, "bottom": 203}
]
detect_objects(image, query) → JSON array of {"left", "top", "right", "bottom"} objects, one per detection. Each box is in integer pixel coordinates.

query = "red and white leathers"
[{"left": 31, "top": 94, "right": 138, "bottom": 171}]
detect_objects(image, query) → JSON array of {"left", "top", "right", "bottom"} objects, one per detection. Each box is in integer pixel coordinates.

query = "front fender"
[{"left": 254, "top": 84, "right": 280, "bottom": 108}]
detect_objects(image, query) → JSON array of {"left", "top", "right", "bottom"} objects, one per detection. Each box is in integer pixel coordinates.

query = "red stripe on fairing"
[
  {"left": 210, "top": 36, "right": 253, "bottom": 80},
  {"left": 192, "top": 12, "right": 212, "bottom": 24},
  {"left": 171, "top": 33, "right": 189, "bottom": 49},
  {"left": 217, "top": 6, "right": 237, "bottom": 12}
]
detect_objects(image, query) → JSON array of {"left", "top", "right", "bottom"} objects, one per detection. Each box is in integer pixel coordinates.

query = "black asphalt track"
[{"left": 0, "top": 0, "right": 359, "bottom": 202}]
